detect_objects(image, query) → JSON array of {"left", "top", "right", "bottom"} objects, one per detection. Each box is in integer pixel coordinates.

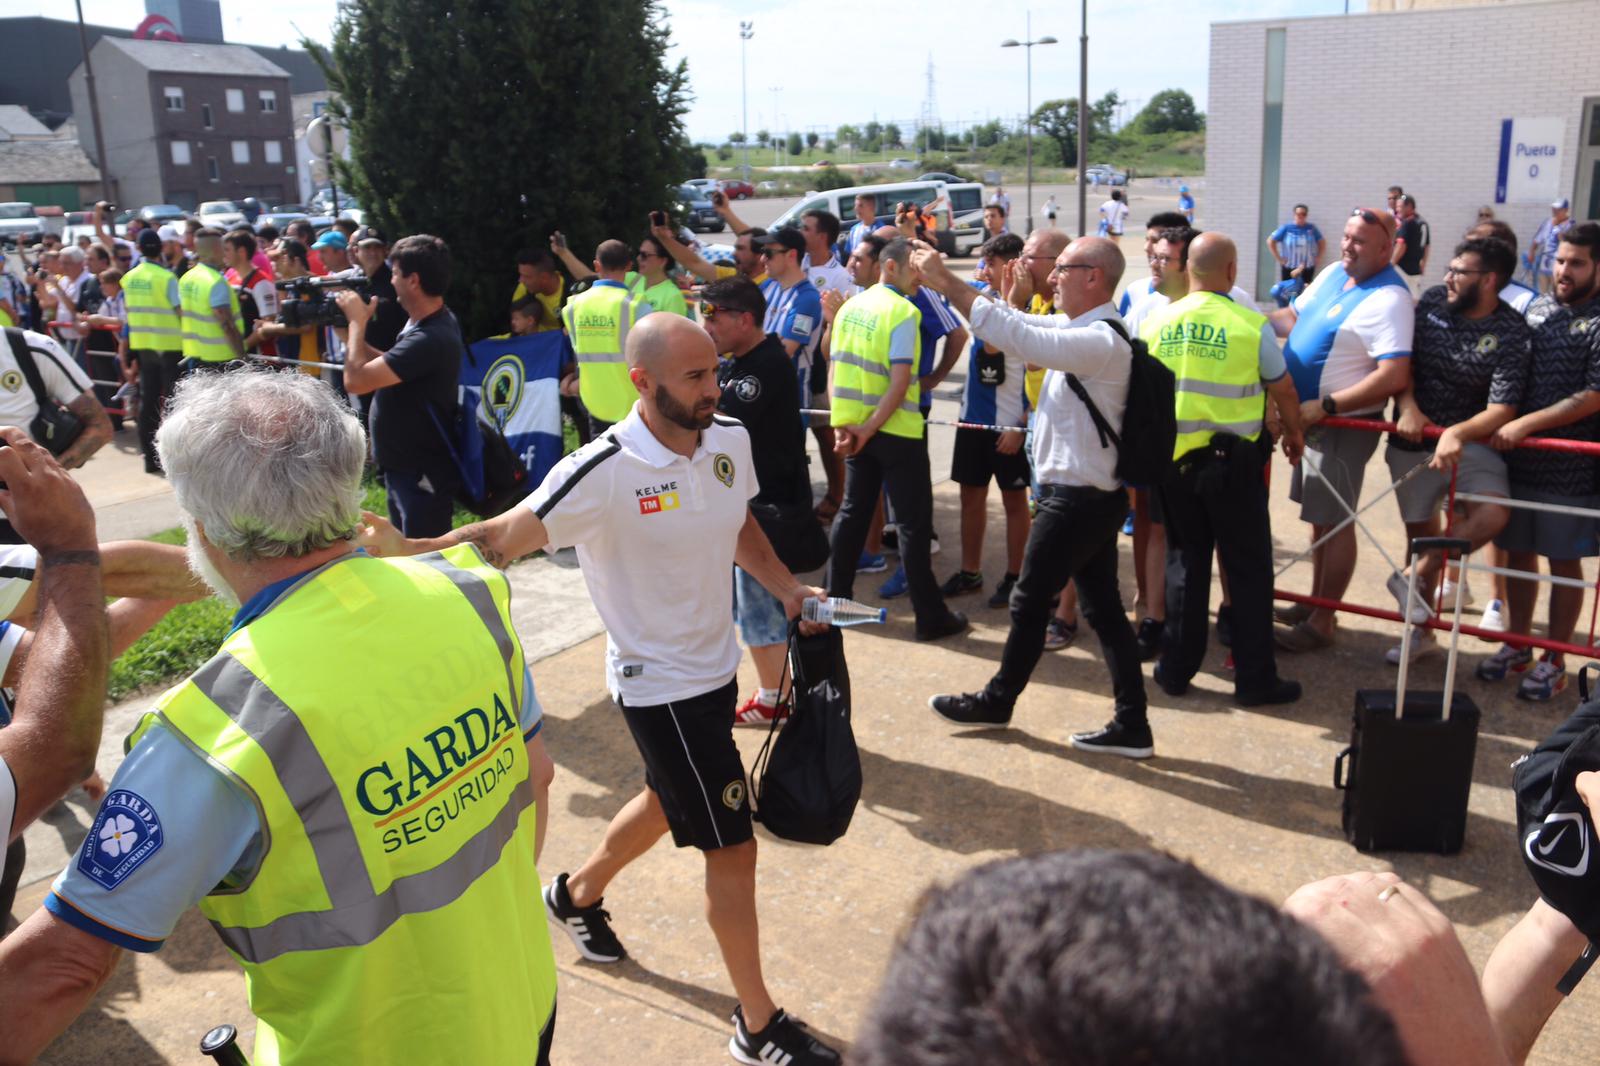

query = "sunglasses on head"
[
  {"left": 1351, "top": 208, "right": 1382, "bottom": 225},
  {"left": 700, "top": 302, "right": 750, "bottom": 319}
]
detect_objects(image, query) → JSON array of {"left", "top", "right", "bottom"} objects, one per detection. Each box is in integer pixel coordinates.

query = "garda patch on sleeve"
[{"left": 77, "top": 789, "right": 164, "bottom": 890}]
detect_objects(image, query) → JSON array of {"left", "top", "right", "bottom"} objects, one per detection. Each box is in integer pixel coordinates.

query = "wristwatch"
[{"left": 1321, "top": 395, "right": 1338, "bottom": 416}]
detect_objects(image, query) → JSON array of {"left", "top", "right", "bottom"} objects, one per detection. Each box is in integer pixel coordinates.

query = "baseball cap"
[
  {"left": 1179, "top": 184, "right": 1190, "bottom": 193},
  {"left": 756, "top": 228, "right": 806, "bottom": 258},
  {"left": 353, "top": 225, "right": 385, "bottom": 245},
  {"left": 157, "top": 223, "right": 183, "bottom": 242},
  {"left": 1554, "top": 198, "right": 1571, "bottom": 210},
  {"left": 136, "top": 229, "right": 162, "bottom": 255},
  {"left": 311, "top": 230, "right": 348, "bottom": 250},
  {"left": 1513, "top": 698, "right": 1600, "bottom": 941}
]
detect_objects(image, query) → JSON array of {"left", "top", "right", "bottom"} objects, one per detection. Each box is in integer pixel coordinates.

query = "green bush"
[{"left": 810, "top": 165, "right": 854, "bottom": 192}]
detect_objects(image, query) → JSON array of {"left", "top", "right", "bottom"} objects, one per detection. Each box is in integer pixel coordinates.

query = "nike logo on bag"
[{"left": 1539, "top": 823, "right": 1571, "bottom": 856}]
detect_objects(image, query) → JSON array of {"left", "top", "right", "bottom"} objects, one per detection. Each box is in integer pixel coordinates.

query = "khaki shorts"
[
  {"left": 1290, "top": 423, "right": 1382, "bottom": 526},
  {"left": 1384, "top": 441, "right": 1509, "bottom": 524}
]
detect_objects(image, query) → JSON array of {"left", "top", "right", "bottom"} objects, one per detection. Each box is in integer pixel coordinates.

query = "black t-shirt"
[
  {"left": 717, "top": 334, "right": 810, "bottom": 507},
  {"left": 1396, "top": 217, "right": 1429, "bottom": 275},
  {"left": 1508, "top": 293, "right": 1600, "bottom": 496},
  {"left": 370, "top": 306, "right": 462, "bottom": 482},
  {"left": 362, "top": 263, "right": 407, "bottom": 352},
  {"left": 1390, "top": 286, "right": 1530, "bottom": 450}
]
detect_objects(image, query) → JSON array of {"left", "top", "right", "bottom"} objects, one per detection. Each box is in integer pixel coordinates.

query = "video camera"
[{"left": 275, "top": 274, "right": 370, "bottom": 329}]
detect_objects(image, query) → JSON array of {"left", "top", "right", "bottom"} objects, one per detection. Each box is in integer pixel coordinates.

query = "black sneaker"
[
  {"left": 1135, "top": 616, "right": 1164, "bottom": 662},
  {"left": 915, "top": 610, "right": 969, "bottom": 642},
  {"left": 730, "top": 1005, "right": 840, "bottom": 1066},
  {"left": 880, "top": 526, "right": 899, "bottom": 554},
  {"left": 988, "top": 573, "right": 1018, "bottom": 608},
  {"left": 1237, "top": 677, "right": 1303, "bottom": 707},
  {"left": 1070, "top": 720, "right": 1154, "bottom": 759},
  {"left": 543, "top": 872, "right": 626, "bottom": 963},
  {"left": 1216, "top": 605, "right": 1234, "bottom": 648},
  {"left": 1152, "top": 661, "right": 1189, "bottom": 697},
  {"left": 928, "top": 692, "right": 1012, "bottom": 726},
  {"left": 940, "top": 570, "right": 984, "bottom": 597}
]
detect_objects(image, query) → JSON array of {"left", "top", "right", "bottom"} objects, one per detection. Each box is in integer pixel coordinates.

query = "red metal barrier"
[{"left": 45, "top": 320, "right": 128, "bottom": 418}]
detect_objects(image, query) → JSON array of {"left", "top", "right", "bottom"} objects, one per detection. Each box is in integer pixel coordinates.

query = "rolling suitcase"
[{"left": 1333, "top": 537, "right": 1481, "bottom": 854}]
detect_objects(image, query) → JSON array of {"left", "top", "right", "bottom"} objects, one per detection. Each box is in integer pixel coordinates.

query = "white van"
[{"left": 772, "top": 180, "right": 978, "bottom": 256}]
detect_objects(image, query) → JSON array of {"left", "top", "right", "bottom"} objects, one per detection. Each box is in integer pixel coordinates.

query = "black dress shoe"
[
  {"left": 928, "top": 692, "right": 1012, "bottom": 726},
  {"left": 1135, "top": 616, "right": 1164, "bottom": 662},
  {"left": 1216, "top": 605, "right": 1234, "bottom": 648},
  {"left": 1237, "top": 678, "right": 1303, "bottom": 706},
  {"left": 916, "top": 610, "right": 969, "bottom": 642},
  {"left": 1152, "top": 662, "right": 1189, "bottom": 697}
]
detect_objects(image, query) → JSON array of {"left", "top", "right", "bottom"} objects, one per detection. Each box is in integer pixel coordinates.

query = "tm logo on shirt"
[{"left": 77, "top": 790, "right": 164, "bottom": 890}]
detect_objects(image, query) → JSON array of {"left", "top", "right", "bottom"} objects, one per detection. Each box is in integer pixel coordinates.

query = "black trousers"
[
  {"left": 1156, "top": 441, "right": 1282, "bottom": 696},
  {"left": 826, "top": 430, "right": 945, "bottom": 626},
  {"left": 986, "top": 483, "right": 1147, "bottom": 726},
  {"left": 133, "top": 348, "right": 183, "bottom": 471}
]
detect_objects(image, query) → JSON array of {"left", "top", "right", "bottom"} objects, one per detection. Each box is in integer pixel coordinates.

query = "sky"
[{"left": 32, "top": 0, "right": 1360, "bottom": 142}]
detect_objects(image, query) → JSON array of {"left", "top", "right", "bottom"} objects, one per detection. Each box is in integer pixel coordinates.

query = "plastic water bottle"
[{"left": 801, "top": 596, "right": 886, "bottom": 627}]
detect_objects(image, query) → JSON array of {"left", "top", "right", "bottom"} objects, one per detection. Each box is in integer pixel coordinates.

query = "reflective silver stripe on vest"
[
  {"left": 1174, "top": 378, "right": 1263, "bottom": 400},
  {"left": 1174, "top": 416, "right": 1263, "bottom": 436},
  {"left": 127, "top": 326, "right": 185, "bottom": 339},
  {"left": 411, "top": 552, "right": 520, "bottom": 706},
  {"left": 576, "top": 351, "right": 626, "bottom": 364},
  {"left": 190, "top": 654, "right": 377, "bottom": 909},
  {"left": 212, "top": 778, "right": 534, "bottom": 963},
  {"left": 125, "top": 302, "right": 179, "bottom": 315},
  {"left": 830, "top": 350, "right": 888, "bottom": 377},
  {"left": 616, "top": 296, "right": 637, "bottom": 354},
  {"left": 833, "top": 385, "right": 919, "bottom": 416}
]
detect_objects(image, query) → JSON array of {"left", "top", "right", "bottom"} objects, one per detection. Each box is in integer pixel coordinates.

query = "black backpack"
[
  {"left": 750, "top": 623, "right": 861, "bottom": 846},
  {"left": 1063, "top": 317, "right": 1177, "bottom": 486}
]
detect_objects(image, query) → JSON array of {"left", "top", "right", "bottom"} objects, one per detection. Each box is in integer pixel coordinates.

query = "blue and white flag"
[{"left": 463, "top": 332, "right": 570, "bottom": 488}]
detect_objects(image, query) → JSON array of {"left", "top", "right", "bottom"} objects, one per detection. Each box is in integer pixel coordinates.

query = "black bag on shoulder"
[
  {"left": 750, "top": 623, "right": 861, "bottom": 845},
  {"left": 4, "top": 327, "right": 84, "bottom": 456},
  {"left": 751, "top": 499, "right": 830, "bottom": 574},
  {"left": 1063, "top": 317, "right": 1176, "bottom": 486}
]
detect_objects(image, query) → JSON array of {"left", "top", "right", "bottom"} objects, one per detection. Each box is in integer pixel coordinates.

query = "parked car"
[
  {"left": 307, "top": 186, "right": 359, "bottom": 216},
  {"left": 918, "top": 172, "right": 965, "bottom": 184},
  {"left": 198, "top": 200, "right": 248, "bottom": 230},
  {"left": 674, "top": 185, "right": 724, "bottom": 233},
  {"left": 812, "top": 159, "right": 831, "bottom": 167},
  {"left": 684, "top": 178, "right": 718, "bottom": 192},
  {"left": 1084, "top": 164, "right": 1128, "bottom": 186},
  {"left": 0, "top": 202, "right": 43, "bottom": 248},
  {"left": 136, "top": 204, "right": 189, "bottom": 225},
  {"left": 772, "top": 179, "right": 962, "bottom": 254},
  {"left": 887, "top": 158, "right": 918, "bottom": 171},
  {"left": 756, "top": 180, "right": 780, "bottom": 194},
  {"left": 257, "top": 211, "right": 308, "bottom": 233},
  {"left": 941, "top": 183, "right": 989, "bottom": 256},
  {"left": 718, "top": 179, "right": 754, "bottom": 200}
]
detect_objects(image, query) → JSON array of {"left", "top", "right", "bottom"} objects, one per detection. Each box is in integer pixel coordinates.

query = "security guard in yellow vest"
[
  {"left": 825, "top": 236, "right": 967, "bottom": 640},
  {"left": 0, "top": 370, "right": 560, "bottom": 1065},
  {"left": 561, "top": 238, "right": 651, "bottom": 434},
  {"left": 1140, "top": 232, "right": 1305, "bottom": 706},
  {"left": 178, "top": 226, "right": 245, "bottom": 371},
  {"left": 124, "top": 228, "right": 184, "bottom": 473}
]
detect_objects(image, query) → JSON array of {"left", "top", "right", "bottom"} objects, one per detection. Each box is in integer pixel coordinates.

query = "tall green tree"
[
  {"left": 317, "top": 0, "right": 694, "bottom": 339},
  {"left": 1031, "top": 99, "right": 1079, "bottom": 167},
  {"left": 836, "top": 123, "right": 859, "bottom": 146},
  {"left": 786, "top": 131, "right": 803, "bottom": 156},
  {"left": 1134, "top": 89, "right": 1204, "bottom": 134},
  {"left": 884, "top": 122, "right": 902, "bottom": 148}
]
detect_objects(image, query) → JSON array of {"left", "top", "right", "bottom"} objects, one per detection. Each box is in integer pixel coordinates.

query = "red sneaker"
[
  {"left": 1222, "top": 652, "right": 1235, "bottom": 672},
  {"left": 734, "top": 693, "right": 789, "bottom": 727}
]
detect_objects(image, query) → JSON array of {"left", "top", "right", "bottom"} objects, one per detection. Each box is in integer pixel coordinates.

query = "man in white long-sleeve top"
[{"left": 920, "top": 237, "right": 1153, "bottom": 759}]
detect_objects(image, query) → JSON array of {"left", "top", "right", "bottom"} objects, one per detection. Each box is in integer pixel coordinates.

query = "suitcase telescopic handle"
[
  {"left": 1397, "top": 537, "right": 1475, "bottom": 721},
  {"left": 1333, "top": 747, "right": 1351, "bottom": 790},
  {"left": 1408, "top": 536, "right": 1472, "bottom": 560}
]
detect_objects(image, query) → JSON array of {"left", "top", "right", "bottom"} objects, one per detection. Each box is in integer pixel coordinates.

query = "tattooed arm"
[
  {"left": 355, "top": 507, "right": 550, "bottom": 569},
  {"left": 55, "top": 392, "right": 114, "bottom": 470}
]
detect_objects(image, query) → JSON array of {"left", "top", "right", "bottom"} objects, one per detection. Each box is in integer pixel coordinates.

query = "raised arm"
[
  {"left": 357, "top": 505, "right": 550, "bottom": 569},
  {"left": 652, "top": 222, "right": 719, "bottom": 284}
]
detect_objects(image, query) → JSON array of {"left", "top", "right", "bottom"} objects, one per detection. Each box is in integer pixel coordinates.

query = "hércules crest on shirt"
[
  {"left": 712, "top": 453, "right": 735, "bottom": 488},
  {"left": 1476, "top": 334, "right": 1499, "bottom": 354},
  {"left": 77, "top": 789, "right": 165, "bottom": 890},
  {"left": 0, "top": 370, "right": 21, "bottom": 393}
]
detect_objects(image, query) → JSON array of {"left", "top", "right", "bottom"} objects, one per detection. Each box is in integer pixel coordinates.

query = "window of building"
[
  {"left": 226, "top": 88, "right": 245, "bottom": 112},
  {"left": 171, "top": 140, "right": 191, "bottom": 166},
  {"left": 264, "top": 140, "right": 283, "bottom": 165},
  {"left": 232, "top": 140, "right": 250, "bottom": 165},
  {"left": 206, "top": 157, "right": 220, "bottom": 182},
  {"left": 259, "top": 90, "right": 278, "bottom": 113},
  {"left": 202, "top": 103, "right": 214, "bottom": 129},
  {"left": 164, "top": 86, "right": 184, "bottom": 111}
]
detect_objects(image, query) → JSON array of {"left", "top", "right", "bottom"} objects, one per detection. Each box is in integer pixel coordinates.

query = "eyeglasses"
[
  {"left": 1351, "top": 208, "right": 1382, "bottom": 225},
  {"left": 1049, "top": 262, "right": 1095, "bottom": 276},
  {"left": 1022, "top": 254, "right": 1057, "bottom": 262},
  {"left": 1443, "top": 266, "right": 1487, "bottom": 277},
  {"left": 1147, "top": 254, "right": 1174, "bottom": 265},
  {"left": 636, "top": 250, "right": 659, "bottom": 260}
]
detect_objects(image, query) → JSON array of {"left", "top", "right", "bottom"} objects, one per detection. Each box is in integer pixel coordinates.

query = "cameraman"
[
  {"left": 353, "top": 231, "right": 406, "bottom": 352},
  {"left": 335, "top": 235, "right": 462, "bottom": 537}
]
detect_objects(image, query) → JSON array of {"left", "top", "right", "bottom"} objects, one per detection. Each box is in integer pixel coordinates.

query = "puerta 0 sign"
[{"left": 1497, "top": 117, "right": 1566, "bottom": 204}]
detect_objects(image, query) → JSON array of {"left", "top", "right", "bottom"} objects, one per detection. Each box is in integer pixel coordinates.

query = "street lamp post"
[
  {"left": 1001, "top": 15, "right": 1057, "bottom": 236},
  {"left": 770, "top": 86, "right": 781, "bottom": 166},
  {"left": 1077, "top": 0, "right": 1088, "bottom": 237},
  {"left": 739, "top": 21, "right": 753, "bottom": 182}
]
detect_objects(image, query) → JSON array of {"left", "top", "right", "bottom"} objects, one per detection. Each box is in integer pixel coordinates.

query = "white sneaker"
[
  {"left": 1479, "top": 599, "right": 1507, "bottom": 635},
  {"left": 1386, "top": 570, "right": 1436, "bottom": 624},
  {"left": 1385, "top": 626, "right": 1439, "bottom": 665},
  {"left": 1439, "top": 578, "right": 1474, "bottom": 610}
]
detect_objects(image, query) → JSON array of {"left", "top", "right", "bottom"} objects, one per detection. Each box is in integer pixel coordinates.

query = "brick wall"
[{"left": 1208, "top": 0, "right": 1600, "bottom": 302}]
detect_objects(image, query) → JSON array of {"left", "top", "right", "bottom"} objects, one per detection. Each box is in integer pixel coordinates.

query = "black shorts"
[
  {"left": 951, "top": 426, "right": 1031, "bottom": 491},
  {"left": 618, "top": 679, "right": 751, "bottom": 851}
]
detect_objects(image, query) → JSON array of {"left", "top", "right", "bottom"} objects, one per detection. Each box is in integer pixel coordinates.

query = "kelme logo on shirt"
[
  {"left": 77, "top": 790, "right": 165, "bottom": 891},
  {"left": 713, "top": 453, "right": 736, "bottom": 488}
]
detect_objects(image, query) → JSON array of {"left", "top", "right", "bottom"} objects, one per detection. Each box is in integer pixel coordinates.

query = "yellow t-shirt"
[
  {"left": 509, "top": 283, "right": 563, "bottom": 332},
  {"left": 713, "top": 265, "right": 767, "bottom": 287},
  {"left": 1024, "top": 293, "right": 1056, "bottom": 409}
]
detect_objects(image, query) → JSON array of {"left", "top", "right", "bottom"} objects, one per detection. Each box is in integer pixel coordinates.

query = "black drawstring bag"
[{"left": 750, "top": 622, "right": 860, "bottom": 845}]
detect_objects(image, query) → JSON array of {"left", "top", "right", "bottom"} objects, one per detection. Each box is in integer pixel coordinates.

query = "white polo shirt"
[
  {"left": 530, "top": 404, "right": 758, "bottom": 704},
  {"left": 0, "top": 329, "right": 93, "bottom": 431}
]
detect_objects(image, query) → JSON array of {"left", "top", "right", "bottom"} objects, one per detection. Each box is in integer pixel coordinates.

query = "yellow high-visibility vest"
[
  {"left": 122, "top": 260, "right": 182, "bottom": 352},
  {"left": 829, "top": 283, "right": 924, "bottom": 440},
  {"left": 561, "top": 281, "right": 647, "bottom": 423},
  {"left": 179, "top": 262, "right": 242, "bottom": 362},
  {"left": 1141, "top": 290, "right": 1268, "bottom": 461}
]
